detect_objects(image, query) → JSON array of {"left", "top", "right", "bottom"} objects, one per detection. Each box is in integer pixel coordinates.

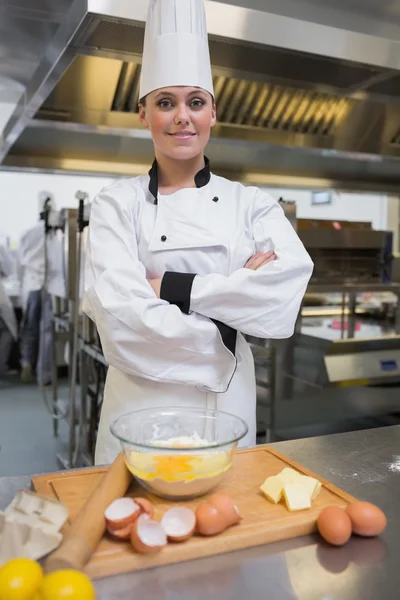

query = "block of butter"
[
  {"left": 278, "top": 468, "right": 303, "bottom": 485},
  {"left": 300, "top": 475, "right": 322, "bottom": 501},
  {"left": 283, "top": 482, "right": 312, "bottom": 511},
  {"left": 260, "top": 475, "right": 284, "bottom": 504},
  {"left": 260, "top": 467, "right": 322, "bottom": 511}
]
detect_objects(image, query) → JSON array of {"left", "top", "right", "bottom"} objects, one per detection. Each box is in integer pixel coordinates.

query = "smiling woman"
[
  {"left": 138, "top": 87, "right": 216, "bottom": 191},
  {"left": 82, "top": 0, "right": 314, "bottom": 466}
]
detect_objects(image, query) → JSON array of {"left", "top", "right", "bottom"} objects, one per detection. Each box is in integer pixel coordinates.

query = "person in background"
[
  {"left": 83, "top": 0, "right": 314, "bottom": 465},
  {"left": 0, "top": 238, "right": 18, "bottom": 375},
  {"left": 18, "top": 194, "right": 54, "bottom": 385}
]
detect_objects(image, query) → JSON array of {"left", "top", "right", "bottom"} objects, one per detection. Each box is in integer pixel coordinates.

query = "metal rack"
[
  {"left": 41, "top": 209, "right": 71, "bottom": 439},
  {"left": 44, "top": 198, "right": 100, "bottom": 469}
]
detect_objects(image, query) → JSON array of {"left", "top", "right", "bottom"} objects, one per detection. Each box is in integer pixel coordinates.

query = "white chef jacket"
[
  {"left": 83, "top": 161, "right": 313, "bottom": 464},
  {"left": 0, "top": 243, "right": 18, "bottom": 340},
  {"left": 18, "top": 221, "right": 46, "bottom": 310},
  {"left": 18, "top": 221, "right": 65, "bottom": 308},
  {"left": 46, "top": 232, "right": 66, "bottom": 299}
]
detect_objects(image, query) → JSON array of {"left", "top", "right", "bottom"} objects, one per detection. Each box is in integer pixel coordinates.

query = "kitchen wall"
[
  {"left": 264, "top": 187, "right": 388, "bottom": 230},
  {"left": 0, "top": 169, "right": 393, "bottom": 247},
  {"left": 0, "top": 171, "right": 116, "bottom": 246}
]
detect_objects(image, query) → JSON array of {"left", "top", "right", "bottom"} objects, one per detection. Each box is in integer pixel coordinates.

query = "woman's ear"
[
  {"left": 138, "top": 104, "right": 149, "bottom": 128},
  {"left": 210, "top": 102, "right": 217, "bottom": 128}
]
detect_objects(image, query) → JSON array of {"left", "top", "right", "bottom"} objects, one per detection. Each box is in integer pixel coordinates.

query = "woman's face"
[{"left": 138, "top": 86, "right": 216, "bottom": 161}]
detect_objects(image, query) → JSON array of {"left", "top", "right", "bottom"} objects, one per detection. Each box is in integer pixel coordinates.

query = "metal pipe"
[
  {"left": 347, "top": 292, "right": 357, "bottom": 339},
  {"left": 340, "top": 292, "right": 346, "bottom": 339},
  {"left": 68, "top": 191, "right": 88, "bottom": 467},
  {"left": 40, "top": 204, "right": 68, "bottom": 425}
]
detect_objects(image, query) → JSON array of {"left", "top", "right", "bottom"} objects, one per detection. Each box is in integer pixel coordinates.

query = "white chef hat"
[{"left": 139, "top": 0, "right": 214, "bottom": 100}]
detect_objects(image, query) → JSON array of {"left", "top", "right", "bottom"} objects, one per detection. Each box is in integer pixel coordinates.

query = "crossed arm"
[
  {"left": 83, "top": 184, "right": 313, "bottom": 391},
  {"left": 148, "top": 249, "right": 277, "bottom": 297}
]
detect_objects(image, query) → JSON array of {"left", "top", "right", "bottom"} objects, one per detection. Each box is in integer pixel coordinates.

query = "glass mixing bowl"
[{"left": 110, "top": 407, "right": 248, "bottom": 500}]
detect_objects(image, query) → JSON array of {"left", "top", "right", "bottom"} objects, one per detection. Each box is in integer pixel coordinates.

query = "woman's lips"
[{"left": 168, "top": 131, "right": 196, "bottom": 139}]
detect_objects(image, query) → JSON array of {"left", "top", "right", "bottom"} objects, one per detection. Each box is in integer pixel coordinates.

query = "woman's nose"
[{"left": 174, "top": 104, "right": 190, "bottom": 124}]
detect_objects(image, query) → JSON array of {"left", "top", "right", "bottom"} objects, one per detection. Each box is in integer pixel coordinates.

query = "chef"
[
  {"left": 0, "top": 239, "right": 18, "bottom": 375},
  {"left": 18, "top": 194, "right": 60, "bottom": 385},
  {"left": 83, "top": 0, "right": 314, "bottom": 465}
]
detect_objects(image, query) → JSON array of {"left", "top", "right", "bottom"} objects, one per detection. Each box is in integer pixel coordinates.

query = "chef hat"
[{"left": 139, "top": 0, "right": 214, "bottom": 100}]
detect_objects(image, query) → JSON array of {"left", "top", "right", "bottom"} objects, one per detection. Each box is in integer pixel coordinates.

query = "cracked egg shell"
[
  {"left": 130, "top": 515, "right": 167, "bottom": 554},
  {"left": 161, "top": 507, "right": 196, "bottom": 542},
  {"left": 107, "top": 522, "right": 134, "bottom": 541},
  {"left": 104, "top": 497, "right": 140, "bottom": 530}
]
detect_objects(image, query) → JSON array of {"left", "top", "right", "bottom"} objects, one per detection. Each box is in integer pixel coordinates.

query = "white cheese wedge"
[
  {"left": 278, "top": 467, "right": 303, "bottom": 485},
  {"left": 260, "top": 476, "right": 284, "bottom": 504},
  {"left": 283, "top": 483, "right": 312, "bottom": 511},
  {"left": 300, "top": 476, "right": 322, "bottom": 501}
]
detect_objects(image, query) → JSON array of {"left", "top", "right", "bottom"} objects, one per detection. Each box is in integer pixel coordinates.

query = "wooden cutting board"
[{"left": 32, "top": 447, "right": 356, "bottom": 579}]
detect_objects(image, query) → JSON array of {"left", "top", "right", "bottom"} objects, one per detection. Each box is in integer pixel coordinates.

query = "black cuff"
[
  {"left": 211, "top": 319, "right": 237, "bottom": 355},
  {"left": 160, "top": 272, "right": 196, "bottom": 315}
]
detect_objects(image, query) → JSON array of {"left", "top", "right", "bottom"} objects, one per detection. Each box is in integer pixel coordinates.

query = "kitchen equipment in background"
[
  {"left": 298, "top": 226, "right": 393, "bottom": 285},
  {"left": 278, "top": 198, "right": 297, "bottom": 231}
]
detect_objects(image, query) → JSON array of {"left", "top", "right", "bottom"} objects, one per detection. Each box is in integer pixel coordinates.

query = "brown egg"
[
  {"left": 195, "top": 504, "right": 227, "bottom": 536},
  {"left": 317, "top": 506, "right": 352, "bottom": 546},
  {"left": 207, "top": 494, "right": 242, "bottom": 527},
  {"left": 346, "top": 502, "right": 387, "bottom": 537}
]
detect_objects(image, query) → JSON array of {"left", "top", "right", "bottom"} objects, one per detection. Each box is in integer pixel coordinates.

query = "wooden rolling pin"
[{"left": 45, "top": 453, "right": 132, "bottom": 573}]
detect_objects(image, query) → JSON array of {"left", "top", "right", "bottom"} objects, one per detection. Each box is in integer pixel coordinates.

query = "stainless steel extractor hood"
[{"left": 1, "top": 0, "right": 400, "bottom": 191}]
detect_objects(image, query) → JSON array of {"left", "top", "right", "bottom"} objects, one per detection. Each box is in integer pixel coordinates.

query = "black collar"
[{"left": 148, "top": 157, "right": 211, "bottom": 205}]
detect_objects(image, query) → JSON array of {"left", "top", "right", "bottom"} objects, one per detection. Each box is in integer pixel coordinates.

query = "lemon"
[
  {"left": 0, "top": 558, "right": 43, "bottom": 600},
  {"left": 37, "top": 570, "right": 95, "bottom": 599}
]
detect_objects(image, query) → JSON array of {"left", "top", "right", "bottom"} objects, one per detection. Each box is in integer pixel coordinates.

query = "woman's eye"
[
  {"left": 158, "top": 100, "right": 173, "bottom": 109},
  {"left": 191, "top": 99, "right": 205, "bottom": 108}
]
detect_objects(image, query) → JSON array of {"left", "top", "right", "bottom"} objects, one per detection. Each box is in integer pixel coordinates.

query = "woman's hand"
[
  {"left": 148, "top": 250, "right": 276, "bottom": 297},
  {"left": 148, "top": 277, "right": 162, "bottom": 298},
  {"left": 244, "top": 250, "right": 276, "bottom": 270}
]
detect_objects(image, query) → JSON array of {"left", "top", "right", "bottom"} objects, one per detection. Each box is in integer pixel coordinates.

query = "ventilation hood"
[{"left": 1, "top": 0, "right": 400, "bottom": 191}]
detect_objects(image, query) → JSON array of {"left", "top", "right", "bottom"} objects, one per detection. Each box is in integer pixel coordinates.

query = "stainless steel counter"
[{"left": 1, "top": 426, "right": 399, "bottom": 599}]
